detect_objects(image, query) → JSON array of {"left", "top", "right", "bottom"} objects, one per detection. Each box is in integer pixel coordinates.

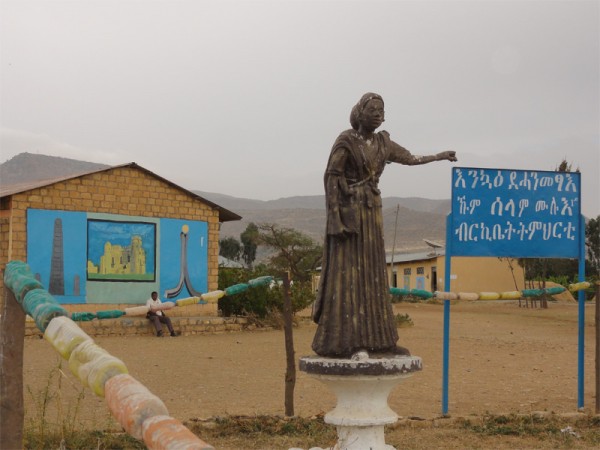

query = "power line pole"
[{"left": 389, "top": 204, "right": 400, "bottom": 287}]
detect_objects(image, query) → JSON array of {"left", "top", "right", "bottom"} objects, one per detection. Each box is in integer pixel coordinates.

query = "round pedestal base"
[{"left": 298, "top": 354, "right": 422, "bottom": 450}]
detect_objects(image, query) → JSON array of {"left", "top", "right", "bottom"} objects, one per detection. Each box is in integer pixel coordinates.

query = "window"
[
  {"left": 403, "top": 268, "right": 411, "bottom": 275},
  {"left": 417, "top": 266, "right": 425, "bottom": 275}
]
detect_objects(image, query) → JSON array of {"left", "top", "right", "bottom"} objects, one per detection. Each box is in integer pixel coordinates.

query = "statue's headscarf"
[{"left": 350, "top": 92, "right": 384, "bottom": 130}]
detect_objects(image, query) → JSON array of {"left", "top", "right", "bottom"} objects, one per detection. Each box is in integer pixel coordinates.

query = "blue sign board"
[
  {"left": 443, "top": 166, "right": 586, "bottom": 416},
  {"left": 449, "top": 167, "right": 581, "bottom": 258}
]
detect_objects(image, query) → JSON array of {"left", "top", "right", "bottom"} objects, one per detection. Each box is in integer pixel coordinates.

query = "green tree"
[
  {"left": 257, "top": 223, "right": 322, "bottom": 282},
  {"left": 586, "top": 215, "right": 600, "bottom": 276},
  {"left": 518, "top": 159, "right": 582, "bottom": 306},
  {"left": 240, "top": 222, "right": 259, "bottom": 268},
  {"left": 217, "top": 225, "right": 322, "bottom": 317},
  {"left": 257, "top": 224, "right": 322, "bottom": 418},
  {"left": 219, "top": 237, "right": 241, "bottom": 262},
  {"left": 556, "top": 159, "right": 577, "bottom": 172}
]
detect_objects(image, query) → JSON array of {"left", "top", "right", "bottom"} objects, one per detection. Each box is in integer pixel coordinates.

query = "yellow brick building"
[
  {"left": 0, "top": 163, "right": 240, "bottom": 315},
  {"left": 386, "top": 250, "right": 525, "bottom": 294}
]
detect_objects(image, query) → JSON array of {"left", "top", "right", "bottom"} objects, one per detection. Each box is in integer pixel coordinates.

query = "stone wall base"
[{"left": 24, "top": 316, "right": 250, "bottom": 338}]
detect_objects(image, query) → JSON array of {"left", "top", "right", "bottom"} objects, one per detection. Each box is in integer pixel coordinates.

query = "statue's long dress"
[{"left": 312, "top": 129, "right": 417, "bottom": 357}]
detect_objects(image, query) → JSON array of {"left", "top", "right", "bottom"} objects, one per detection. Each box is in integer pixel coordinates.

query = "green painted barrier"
[
  {"left": 544, "top": 286, "right": 566, "bottom": 295},
  {"left": 248, "top": 276, "right": 273, "bottom": 287},
  {"left": 4, "top": 261, "right": 43, "bottom": 304},
  {"left": 22, "top": 289, "right": 49, "bottom": 316},
  {"left": 96, "top": 310, "right": 125, "bottom": 320},
  {"left": 522, "top": 289, "right": 543, "bottom": 297},
  {"left": 31, "top": 302, "right": 68, "bottom": 332},
  {"left": 411, "top": 289, "right": 434, "bottom": 299},
  {"left": 21, "top": 288, "right": 68, "bottom": 331},
  {"left": 71, "top": 312, "right": 97, "bottom": 322},
  {"left": 389, "top": 287, "right": 411, "bottom": 297},
  {"left": 225, "top": 283, "right": 249, "bottom": 296}
]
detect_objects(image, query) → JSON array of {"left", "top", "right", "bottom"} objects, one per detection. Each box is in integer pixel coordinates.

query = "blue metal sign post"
[{"left": 442, "top": 167, "right": 584, "bottom": 415}]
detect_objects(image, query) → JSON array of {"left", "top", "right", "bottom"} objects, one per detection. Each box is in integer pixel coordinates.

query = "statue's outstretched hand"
[{"left": 438, "top": 151, "right": 457, "bottom": 162}]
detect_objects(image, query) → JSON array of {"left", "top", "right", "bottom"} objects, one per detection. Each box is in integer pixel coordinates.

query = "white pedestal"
[{"left": 298, "top": 354, "right": 422, "bottom": 450}]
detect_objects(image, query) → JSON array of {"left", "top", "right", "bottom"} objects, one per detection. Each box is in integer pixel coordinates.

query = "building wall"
[
  {"left": 0, "top": 201, "right": 11, "bottom": 295},
  {"left": 0, "top": 166, "right": 222, "bottom": 315},
  {"left": 439, "top": 256, "right": 524, "bottom": 293},
  {"left": 388, "top": 256, "right": 525, "bottom": 294},
  {"left": 388, "top": 258, "right": 440, "bottom": 292}
]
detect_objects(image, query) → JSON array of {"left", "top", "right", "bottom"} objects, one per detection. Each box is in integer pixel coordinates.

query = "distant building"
[
  {"left": 386, "top": 249, "right": 524, "bottom": 293},
  {"left": 313, "top": 249, "right": 524, "bottom": 295}
]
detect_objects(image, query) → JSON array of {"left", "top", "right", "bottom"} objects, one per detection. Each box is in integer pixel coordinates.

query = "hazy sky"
[{"left": 1, "top": 0, "right": 598, "bottom": 217}]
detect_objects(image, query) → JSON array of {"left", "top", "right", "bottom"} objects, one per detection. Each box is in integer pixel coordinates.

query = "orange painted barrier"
[
  {"left": 105, "top": 374, "right": 169, "bottom": 440},
  {"left": 142, "top": 415, "right": 215, "bottom": 450}
]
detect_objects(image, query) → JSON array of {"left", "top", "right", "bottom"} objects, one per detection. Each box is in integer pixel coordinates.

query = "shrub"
[
  {"left": 395, "top": 313, "right": 413, "bottom": 327},
  {"left": 217, "top": 267, "right": 315, "bottom": 318}
]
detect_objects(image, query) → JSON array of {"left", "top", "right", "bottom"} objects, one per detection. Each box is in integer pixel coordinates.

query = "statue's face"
[{"left": 359, "top": 99, "right": 385, "bottom": 131}]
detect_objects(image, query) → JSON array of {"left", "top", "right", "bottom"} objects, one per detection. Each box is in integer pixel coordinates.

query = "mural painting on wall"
[
  {"left": 87, "top": 220, "right": 156, "bottom": 282},
  {"left": 160, "top": 219, "right": 208, "bottom": 299},
  {"left": 26, "top": 209, "right": 208, "bottom": 304},
  {"left": 27, "top": 209, "right": 88, "bottom": 304}
]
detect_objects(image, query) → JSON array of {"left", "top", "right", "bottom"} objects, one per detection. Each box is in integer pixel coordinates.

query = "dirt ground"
[{"left": 22, "top": 300, "right": 598, "bottom": 437}]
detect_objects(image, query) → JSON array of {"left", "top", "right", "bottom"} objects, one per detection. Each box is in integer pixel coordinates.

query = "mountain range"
[{"left": 0, "top": 153, "right": 449, "bottom": 252}]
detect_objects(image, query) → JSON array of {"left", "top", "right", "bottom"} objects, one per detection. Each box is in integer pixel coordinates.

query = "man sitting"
[{"left": 146, "top": 291, "right": 177, "bottom": 337}]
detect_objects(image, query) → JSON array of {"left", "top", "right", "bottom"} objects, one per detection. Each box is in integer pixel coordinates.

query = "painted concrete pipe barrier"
[
  {"left": 142, "top": 415, "right": 215, "bottom": 450},
  {"left": 105, "top": 374, "right": 169, "bottom": 440},
  {"left": 421, "top": 285, "right": 577, "bottom": 302},
  {"left": 569, "top": 281, "right": 591, "bottom": 292},
  {"left": 60, "top": 277, "right": 274, "bottom": 319},
  {"left": 434, "top": 291, "right": 458, "bottom": 301},
  {"left": 3, "top": 261, "right": 214, "bottom": 450},
  {"left": 500, "top": 291, "right": 522, "bottom": 300},
  {"left": 44, "top": 316, "right": 93, "bottom": 360},
  {"left": 175, "top": 296, "right": 200, "bottom": 307},
  {"left": 389, "top": 287, "right": 433, "bottom": 299}
]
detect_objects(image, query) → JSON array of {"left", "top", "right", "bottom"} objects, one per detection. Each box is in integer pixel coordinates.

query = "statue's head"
[{"left": 350, "top": 92, "right": 385, "bottom": 131}]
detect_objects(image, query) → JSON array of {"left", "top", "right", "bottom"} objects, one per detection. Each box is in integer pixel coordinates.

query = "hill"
[
  {"left": 0, "top": 152, "right": 109, "bottom": 185},
  {"left": 194, "top": 190, "right": 450, "bottom": 215},
  {"left": 0, "top": 153, "right": 448, "bottom": 252},
  {"left": 196, "top": 191, "right": 448, "bottom": 252}
]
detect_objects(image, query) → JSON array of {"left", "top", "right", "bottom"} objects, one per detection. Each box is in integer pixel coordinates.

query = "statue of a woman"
[{"left": 312, "top": 93, "right": 457, "bottom": 358}]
